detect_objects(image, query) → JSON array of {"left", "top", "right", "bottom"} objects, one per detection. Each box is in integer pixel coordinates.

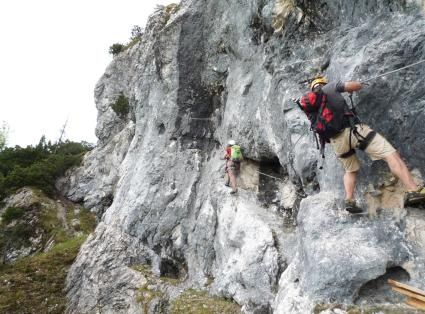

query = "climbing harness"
[{"left": 338, "top": 94, "right": 376, "bottom": 159}]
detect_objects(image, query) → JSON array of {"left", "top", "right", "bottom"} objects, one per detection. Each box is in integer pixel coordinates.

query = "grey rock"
[
  {"left": 63, "top": 0, "right": 425, "bottom": 313},
  {"left": 0, "top": 187, "right": 86, "bottom": 263}
]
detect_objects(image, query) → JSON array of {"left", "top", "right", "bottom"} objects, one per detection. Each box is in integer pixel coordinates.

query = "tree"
[
  {"left": 111, "top": 92, "right": 130, "bottom": 119},
  {"left": 130, "top": 25, "right": 143, "bottom": 40},
  {"left": 0, "top": 122, "right": 9, "bottom": 151},
  {"left": 109, "top": 43, "right": 125, "bottom": 56}
]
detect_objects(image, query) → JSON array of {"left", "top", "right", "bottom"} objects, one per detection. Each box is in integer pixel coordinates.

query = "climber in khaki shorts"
[
  {"left": 311, "top": 77, "right": 425, "bottom": 213},
  {"left": 330, "top": 124, "right": 396, "bottom": 173}
]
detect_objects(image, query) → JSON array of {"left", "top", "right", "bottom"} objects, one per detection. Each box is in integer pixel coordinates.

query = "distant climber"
[
  {"left": 296, "top": 76, "right": 425, "bottom": 213},
  {"left": 224, "top": 140, "right": 243, "bottom": 195}
]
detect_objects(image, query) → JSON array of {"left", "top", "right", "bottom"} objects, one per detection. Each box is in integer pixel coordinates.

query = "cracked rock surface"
[{"left": 63, "top": 1, "right": 425, "bottom": 313}]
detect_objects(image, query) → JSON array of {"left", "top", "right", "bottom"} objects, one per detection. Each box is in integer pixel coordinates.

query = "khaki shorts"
[{"left": 330, "top": 124, "right": 396, "bottom": 172}]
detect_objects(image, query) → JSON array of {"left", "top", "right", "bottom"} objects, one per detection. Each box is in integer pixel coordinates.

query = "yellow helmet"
[{"left": 310, "top": 77, "right": 328, "bottom": 90}]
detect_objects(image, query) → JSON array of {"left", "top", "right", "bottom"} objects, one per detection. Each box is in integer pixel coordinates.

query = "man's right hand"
[{"left": 344, "top": 81, "right": 362, "bottom": 93}]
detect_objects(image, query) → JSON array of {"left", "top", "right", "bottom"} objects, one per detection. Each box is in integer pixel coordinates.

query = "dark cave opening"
[
  {"left": 254, "top": 154, "right": 307, "bottom": 226},
  {"left": 158, "top": 123, "right": 165, "bottom": 135},
  {"left": 257, "top": 156, "right": 286, "bottom": 208},
  {"left": 355, "top": 266, "right": 411, "bottom": 304},
  {"left": 159, "top": 258, "right": 183, "bottom": 279}
]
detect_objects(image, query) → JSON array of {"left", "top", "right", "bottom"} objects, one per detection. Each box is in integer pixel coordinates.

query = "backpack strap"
[
  {"left": 348, "top": 94, "right": 357, "bottom": 115},
  {"left": 315, "top": 92, "right": 326, "bottom": 114},
  {"left": 315, "top": 93, "right": 328, "bottom": 156}
]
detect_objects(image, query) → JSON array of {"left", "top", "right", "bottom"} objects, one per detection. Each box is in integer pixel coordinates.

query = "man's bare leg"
[
  {"left": 229, "top": 169, "right": 238, "bottom": 193},
  {"left": 344, "top": 171, "right": 358, "bottom": 200},
  {"left": 384, "top": 152, "right": 417, "bottom": 190}
]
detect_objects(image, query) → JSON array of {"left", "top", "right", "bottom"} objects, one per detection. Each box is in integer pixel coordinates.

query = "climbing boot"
[
  {"left": 344, "top": 199, "right": 363, "bottom": 214},
  {"left": 405, "top": 186, "right": 425, "bottom": 206}
]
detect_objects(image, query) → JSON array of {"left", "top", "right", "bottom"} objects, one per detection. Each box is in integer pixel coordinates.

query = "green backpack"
[{"left": 230, "top": 145, "right": 242, "bottom": 161}]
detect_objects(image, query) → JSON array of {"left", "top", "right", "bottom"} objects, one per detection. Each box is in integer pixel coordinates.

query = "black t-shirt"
[
  {"left": 321, "top": 81, "right": 346, "bottom": 107},
  {"left": 321, "top": 81, "right": 352, "bottom": 130}
]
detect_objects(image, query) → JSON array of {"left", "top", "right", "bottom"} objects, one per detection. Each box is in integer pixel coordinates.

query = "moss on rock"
[
  {"left": 0, "top": 236, "right": 86, "bottom": 314},
  {"left": 170, "top": 289, "right": 241, "bottom": 314}
]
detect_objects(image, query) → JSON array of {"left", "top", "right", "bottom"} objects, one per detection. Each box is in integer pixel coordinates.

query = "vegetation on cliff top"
[
  {"left": 0, "top": 136, "right": 95, "bottom": 313},
  {"left": 0, "top": 137, "right": 93, "bottom": 200}
]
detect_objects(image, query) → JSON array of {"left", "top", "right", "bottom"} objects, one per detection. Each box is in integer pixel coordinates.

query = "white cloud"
[{"left": 0, "top": 0, "right": 176, "bottom": 147}]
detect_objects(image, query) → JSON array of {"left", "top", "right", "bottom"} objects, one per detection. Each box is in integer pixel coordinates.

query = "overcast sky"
[{"left": 0, "top": 0, "right": 175, "bottom": 147}]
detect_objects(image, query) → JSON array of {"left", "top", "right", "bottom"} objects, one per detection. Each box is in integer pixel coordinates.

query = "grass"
[
  {"left": 0, "top": 236, "right": 86, "bottom": 314},
  {"left": 0, "top": 191, "right": 95, "bottom": 254},
  {"left": 124, "top": 37, "right": 141, "bottom": 51},
  {"left": 0, "top": 188, "right": 96, "bottom": 313},
  {"left": 65, "top": 205, "right": 96, "bottom": 235},
  {"left": 133, "top": 265, "right": 166, "bottom": 312},
  {"left": 170, "top": 289, "right": 241, "bottom": 314},
  {"left": 137, "top": 285, "right": 165, "bottom": 313},
  {"left": 133, "top": 264, "right": 240, "bottom": 313}
]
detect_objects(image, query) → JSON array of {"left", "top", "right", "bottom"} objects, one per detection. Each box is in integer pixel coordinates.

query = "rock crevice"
[{"left": 63, "top": 1, "right": 425, "bottom": 313}]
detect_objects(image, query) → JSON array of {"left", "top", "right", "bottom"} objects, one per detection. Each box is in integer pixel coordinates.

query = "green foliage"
[
  {"left": 0, "top": 122, "right": 8, "bottom": 151},
  {"left": 170, "top": 289, "right": 241, "bottom": 314},
  {"left": 0, "top": 192, "right": 96, "bottom": 313},
  {"left": 1, "top": 207, "right": 25, "bottom": 224},
  {"left": 125, "top": 37, "right": 141, "bottom": 51},
  {"left": 111, "top": 92, "right": 130, "bottom": 118},
  {"left": 0, "top": 222, "right": 34, "bottom": 256},
  {"left": 109, "top": 43, "right": 125, "bottom": 56},
  {"left": 133, "top": 264, "right": 239, "bottom": 314},
  {"left": 0, "top": 236, "right": 86, "bottom": 313},
  {"left": 109, "top": 25, "right": 143, "bottom": 57},
  {"left": 77, "top": 208, "right": 97, "bottom": 233},
  {"left": 0, "top": 138, "right": 92, "bottom": 200}
]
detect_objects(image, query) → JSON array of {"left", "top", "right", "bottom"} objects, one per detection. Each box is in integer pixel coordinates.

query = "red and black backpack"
[
  {"left": 299, "top": 90, "right": 343, "bottom": 141},
  {"left": 295, "top": 88, "right": 372, "bottom": 168},
  {"left": 296, "top": 90, "right": 352, "bottom": 162}
]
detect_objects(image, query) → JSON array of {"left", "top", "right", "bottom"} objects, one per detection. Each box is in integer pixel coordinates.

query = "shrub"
[
  {"left": 109, "top": 24, "right": 145, "bottom": 57},
  {"left": 111, "top": 92, "right": 130, "bottom": 118},
  {"left": 131, "top": 25, "right": 143, "bottom": 40},
  {"left": 1, "top": 207, "right": 25, "bottom": 224},
  {"left": 0, "top": 122, "right": 8, "bottom": 151},
  {"left": 109, "top": 43, "right": 125, "bottom": 56},
  {"left": 0, "top": 139, "right": 91, "bottom": 200}
]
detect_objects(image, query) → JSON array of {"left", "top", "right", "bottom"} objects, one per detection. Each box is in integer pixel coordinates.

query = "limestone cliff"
[{"left": 62, "top": 0, "right": 425, "bottom": 313}]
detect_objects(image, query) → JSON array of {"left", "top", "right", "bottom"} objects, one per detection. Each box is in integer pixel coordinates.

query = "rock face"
[
  {"left": 63, "top": 0, "right": 425, "bottom": 313},
  {"left": 0, "top": 187, "right": 91, "bottom": 264}
]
